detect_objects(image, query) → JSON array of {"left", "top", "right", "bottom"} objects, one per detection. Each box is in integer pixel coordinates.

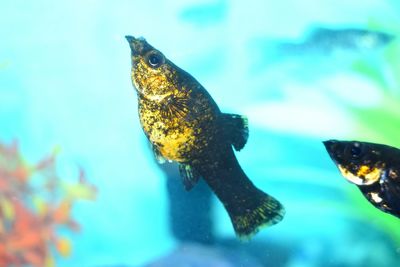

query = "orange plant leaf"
[
  {"left": 52, "top": 201, "right": 71, "bottom": 224},
  {"left": 13, "top": 166, "right": 29, "bottom": 182},
  {"left": 0, "top": 140, "right": 97, "bottom": 266},
  {"left": 8, "top": 230, "right": 45, "bottom": 251},
  {"left": 22, "top": 248, "right": 47, "bottom": 267}
]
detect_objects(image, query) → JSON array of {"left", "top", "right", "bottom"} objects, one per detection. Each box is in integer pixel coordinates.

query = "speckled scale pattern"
[
  {"left": 127, "top": 36, "right": 284, "bottom": 238},
  {"left": 324, "top": 140, "right": 400, "bottom": 218}
]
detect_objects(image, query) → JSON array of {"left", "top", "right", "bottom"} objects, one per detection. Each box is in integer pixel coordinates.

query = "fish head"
[
  {"left": 323, "top": 140, "right": 390, "bottom": 186},
  {"left": 126, "top": 36, "right": 178, "bottom": 101}
]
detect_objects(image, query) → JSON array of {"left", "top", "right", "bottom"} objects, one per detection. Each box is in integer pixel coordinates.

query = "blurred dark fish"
[
  {"left": 324, "top": 140, "right": 400, "bottom": 218},
  {"left": 126, "top": 35, "right": 284, "bottom": 238},
  {"left": 279, "top": 27, "right": 395, "bottom": 54},
  {"left": 249, "top": 27, "right": 395, "bottom": 71}
]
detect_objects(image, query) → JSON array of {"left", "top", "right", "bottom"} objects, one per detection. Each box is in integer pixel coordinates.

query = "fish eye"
[
  {"left": 146, "top": 51, "right": 164, "bottom": 68},
  {"left": 350, "top": 142, "right": 363, "bottom": 158}
]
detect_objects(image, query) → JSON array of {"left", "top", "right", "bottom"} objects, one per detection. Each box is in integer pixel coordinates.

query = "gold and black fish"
[
  {"left": 126, "top": 36, "right": 285, "bottom": 238},
  {"left": 324, "top": 140, "right": 400, "bottom": 218}
]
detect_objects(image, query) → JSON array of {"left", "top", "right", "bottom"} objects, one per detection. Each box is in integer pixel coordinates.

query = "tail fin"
[
  {"left": 198, "top": 150, "right": 285, "bottom": 239},
  {"left": 229, "top": 190, "right": 284, "bottom": 239}
]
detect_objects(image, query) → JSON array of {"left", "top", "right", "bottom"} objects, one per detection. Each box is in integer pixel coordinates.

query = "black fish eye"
[
  {"left": 147, "top": 51, "right": 164, "bottom": 68},
  {"left": 350, "top": 142, "right": 362, "bottom": 158}
]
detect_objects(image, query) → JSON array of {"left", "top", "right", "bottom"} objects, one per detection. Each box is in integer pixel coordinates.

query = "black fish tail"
[{"left": 197, "top": 151, "right": 285, "bottom": 239}]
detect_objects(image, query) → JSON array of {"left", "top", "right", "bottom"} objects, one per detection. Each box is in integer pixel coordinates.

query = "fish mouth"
[
  {"left": 323, "top": 139, "right": 341, "bottom": 162},
  {"left": 323, "top": 140, "right": 339, "bottom": 153},
  {"left": 126, "top": 35, "right": 146, "bottom": 55},
  {"left": 125, "top": 35, "right": 136, "bottom": 43}
]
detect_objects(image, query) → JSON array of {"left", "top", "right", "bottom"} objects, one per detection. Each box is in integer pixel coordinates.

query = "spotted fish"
[
  {"left": 126, "top": 36, "right": 285, "bottom": 238},
  {"left": 324, "top": 140, "right": 400, "bottom": 218}
]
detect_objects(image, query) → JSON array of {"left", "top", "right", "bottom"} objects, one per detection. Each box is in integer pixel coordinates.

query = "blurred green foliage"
[{"left": 346, "top": 20, "right": 400, "bottom": 244}]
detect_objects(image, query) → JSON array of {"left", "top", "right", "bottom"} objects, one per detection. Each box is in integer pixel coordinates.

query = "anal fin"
[
  {"left": 179, "top": 164, "right": 200, "bottom": 191},
  {"left": 221, "top": 113, "right": 249, "bottom": 151}
]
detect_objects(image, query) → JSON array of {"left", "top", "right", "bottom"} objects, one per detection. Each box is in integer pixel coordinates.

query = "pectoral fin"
[
  {"left": 221, "top": 113, "right": 249, "bottom": 151},
  {"left": 179, "top": 164, "right": 200, "bottom": 191}
]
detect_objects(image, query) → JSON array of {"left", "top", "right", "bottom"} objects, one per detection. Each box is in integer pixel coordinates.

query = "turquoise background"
[{"left": 1, "top": 0, "right": 400, "bottom": 266}]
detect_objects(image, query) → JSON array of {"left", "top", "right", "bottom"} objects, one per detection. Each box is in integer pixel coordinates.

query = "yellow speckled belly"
[
  {"left": 140, "top": 111, "right": 195, "bottom": 162},
  {"left": 156, "top": 126, "right": 194, "bottom": 162}
]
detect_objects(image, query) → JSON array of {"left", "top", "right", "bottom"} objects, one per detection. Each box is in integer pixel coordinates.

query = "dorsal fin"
[{"left": 221, "top": 113, "right": 249, "bottom": 151}]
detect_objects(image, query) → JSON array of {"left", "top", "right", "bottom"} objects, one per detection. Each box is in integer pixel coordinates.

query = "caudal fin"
[
  {"left": 198, "top": 150, "right": 285, "bottom": 239},
  {"left": 228, "top": 190, "right": 285, "bottom": 239}
]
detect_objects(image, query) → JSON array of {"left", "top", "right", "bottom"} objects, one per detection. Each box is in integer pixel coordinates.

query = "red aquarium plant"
[{"left": 0, "top": 140, "right": 96, "bottom": 267}]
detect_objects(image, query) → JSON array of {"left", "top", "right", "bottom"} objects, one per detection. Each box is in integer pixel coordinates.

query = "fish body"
[
  {"left": 126, "top": 36, "right": 284, "bottom": 238},
  {"left": 137, "top": 73, "right": 218, "bottom": 163},
  {"left": 324, "top": 140, "right": 400, "bottom": 218},
  {"left": 279, "top": 27, "right": 394, "bottom": 55}
]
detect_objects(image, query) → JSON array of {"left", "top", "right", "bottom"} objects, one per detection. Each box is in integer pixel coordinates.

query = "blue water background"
[{"left": 1, "top": 1, "right": 400, "bottom": 266}]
